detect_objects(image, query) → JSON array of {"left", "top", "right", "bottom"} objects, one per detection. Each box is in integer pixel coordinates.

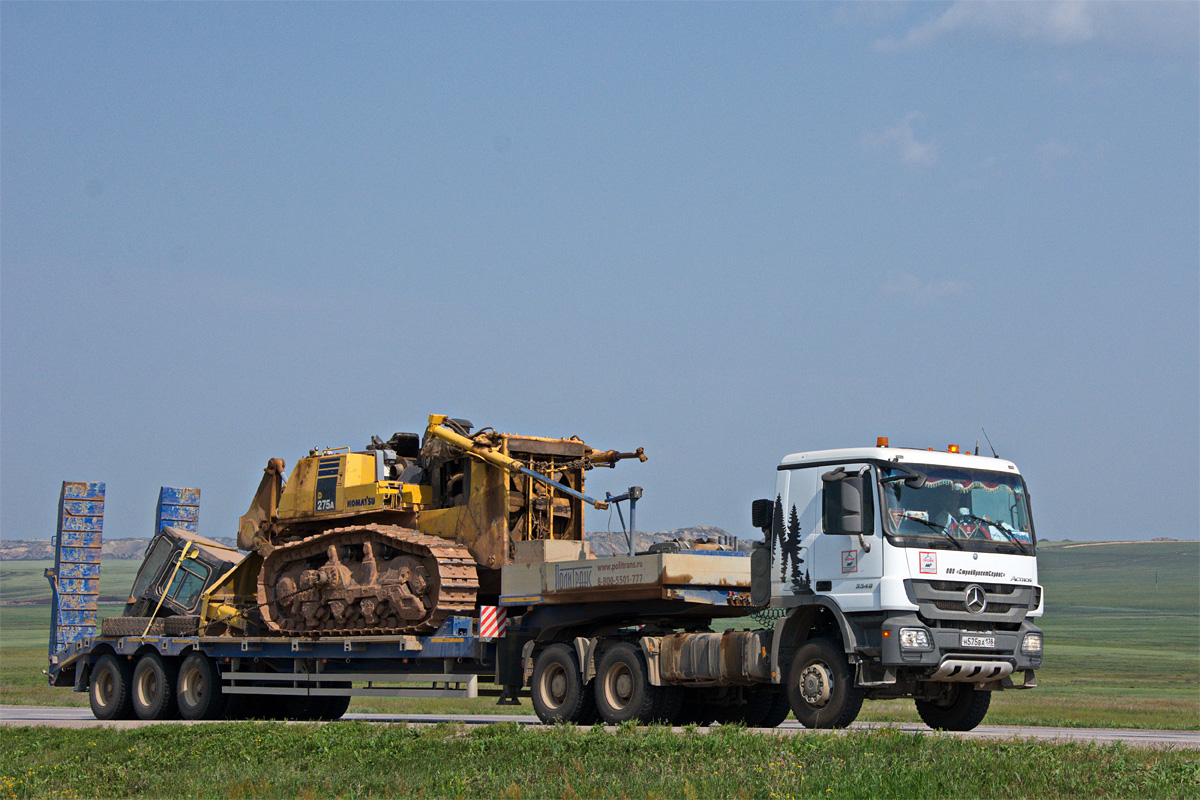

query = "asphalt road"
[{"left": 2, "top": 705, "right": 1196, "bottom": 749}]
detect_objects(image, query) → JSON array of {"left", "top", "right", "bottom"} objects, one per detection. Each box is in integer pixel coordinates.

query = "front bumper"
[{"left": 879, "top": 612, "right": 1042, "bottom": 681}]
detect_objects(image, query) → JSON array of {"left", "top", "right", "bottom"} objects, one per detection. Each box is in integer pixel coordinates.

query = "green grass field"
[
  {"left": 1, "top": 722, "right": 1197, "bottom": 800},
  {"left": 2, "top": 542, "right": 1197, "bottom": 728}
]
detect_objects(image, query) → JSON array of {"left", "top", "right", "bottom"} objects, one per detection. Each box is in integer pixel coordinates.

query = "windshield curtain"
[{"left": 879, "top": 465, "right": 1035, "bottom": 551}]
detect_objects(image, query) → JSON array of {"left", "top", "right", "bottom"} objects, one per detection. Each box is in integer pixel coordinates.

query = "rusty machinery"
[{"left": 234, "top": 414, "right": 646, "bottom": 635}]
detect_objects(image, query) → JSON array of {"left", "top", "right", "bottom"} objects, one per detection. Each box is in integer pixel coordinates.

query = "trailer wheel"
[
  {"left": 786, "top": 638, "right": 863, "bottom": 729},
  {"left": 594, "top": 643, "right": 657, "bottom": 724},
  {"left": 132, "top": 653, "right": 180, "bottom": 721},
  {"left": 282, "top": 695, "right": 327, "bottom": 720},
  {"left": 320, "top": 689, "right": 353, "bottom": 721},
  {"left": 915, "top": 685, "right": 991, "bottom": 731},
  {"left": 89, "top": 654, "right": 135, "bottom": 720},
  {"left": 532, "top": 644, "right": 598, "bottom": 724},
  {"left": 176, "top": 653, "right": 226, "bottom": 720}
]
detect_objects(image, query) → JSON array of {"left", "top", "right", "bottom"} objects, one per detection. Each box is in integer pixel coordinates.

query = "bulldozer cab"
[{"left": 124, "top": 528, "right": 244, "bottom": 618}]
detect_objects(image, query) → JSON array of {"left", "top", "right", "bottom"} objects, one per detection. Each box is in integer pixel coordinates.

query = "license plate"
[{"left": 961, "top": 635, "right": 996, "bottom": 648}]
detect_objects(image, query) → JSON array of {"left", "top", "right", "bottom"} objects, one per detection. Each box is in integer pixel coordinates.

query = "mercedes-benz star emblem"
[{"left": 965, "top": 585, "right": 987, "bottom": 614}]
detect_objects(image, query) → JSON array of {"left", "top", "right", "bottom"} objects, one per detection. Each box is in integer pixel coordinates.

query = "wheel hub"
[
  {"left": 545, "top": 666, "right": 568, "bottom": 706},
  {"left": 180, "top": 667, "right": 204, "bottom": 706},
  {"left": 799, "top": 662, "right": 833, "bottom": 707},
  {"left": 137, "top": 670, "right": 158, "bottom": 706},
  {"left": 95, "top": 671, "right": 113, "bottom": 704},
  {"left": 606, "top": 663, "right": 634, "bottom": 709}
]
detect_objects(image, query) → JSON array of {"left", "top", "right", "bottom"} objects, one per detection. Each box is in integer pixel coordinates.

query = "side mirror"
[
  {"left": 751, "top": 498, "right": 773, "bottom": 532},
  {"left": 880, "top": 465, "right": 927, "bottom": 489},
  {"left": 821, "top": 467, "right": 874, "bottom": 543},
  {"left": 750, "top": 542, "right": 771, "bottom": 607}
]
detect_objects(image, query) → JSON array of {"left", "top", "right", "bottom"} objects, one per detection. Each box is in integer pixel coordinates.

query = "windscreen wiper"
[
  {"left": 957, "top": 512, "right": 1029, "bottom": 555},
  {"left": 903, "top": 515, "right": 963, "bottom": 550}
]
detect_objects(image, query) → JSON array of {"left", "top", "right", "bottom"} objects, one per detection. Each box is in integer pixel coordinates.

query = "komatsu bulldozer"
[{"left": 236, "top": 414, "right": 645, "bottom": 636}]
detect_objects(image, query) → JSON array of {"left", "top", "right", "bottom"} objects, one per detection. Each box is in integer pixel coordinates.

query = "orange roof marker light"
[
  {"left": 948, "top": 444, "right": 960, "bottom": 453},
  {"left": 877, "top": 437, "right": 889, "bottom": 448}
]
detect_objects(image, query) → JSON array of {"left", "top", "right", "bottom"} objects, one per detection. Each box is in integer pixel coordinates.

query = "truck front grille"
[{"left": 905, "top": 580, "right": 1035, "bottom": 627}]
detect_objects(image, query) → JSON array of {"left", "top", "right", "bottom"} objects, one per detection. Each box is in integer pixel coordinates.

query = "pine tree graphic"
[
  {"left": 786, "top": 504, "right": 806, "bottom": 593},
  {"left": 772, "top": 495, "right": 785, "bottom": 582}
]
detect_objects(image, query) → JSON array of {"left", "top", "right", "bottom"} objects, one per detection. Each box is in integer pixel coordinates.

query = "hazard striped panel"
[
  {"left": 46, "top": 481, "right": 105, "bottom": 671},
  {"left": 479, "top": 606, "right": 507, "bottom": 639}
]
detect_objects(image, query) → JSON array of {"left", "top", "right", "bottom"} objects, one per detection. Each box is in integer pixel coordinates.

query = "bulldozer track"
[{"left": 257, "top": 523, "right": 478, "bottom": 636}]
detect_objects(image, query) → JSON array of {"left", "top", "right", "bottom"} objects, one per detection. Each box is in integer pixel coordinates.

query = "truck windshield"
[{"left": 879, "top": 466, "right": 1035, "bottom": 553}]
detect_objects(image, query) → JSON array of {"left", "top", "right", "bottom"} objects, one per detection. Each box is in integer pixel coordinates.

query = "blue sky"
[{"left": 2, "top": 2, "right": 1197, "bottom": 544}]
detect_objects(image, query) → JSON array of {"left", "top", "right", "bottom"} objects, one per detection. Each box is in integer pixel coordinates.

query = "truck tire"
[
  {"left": 786, "top": 638, "right": 863, "bottom": 729},
  {"left": 915, "top": 685, "right": 991, "bottom": 731},
  {"left": 673, "top": 688, "right": 717, "bottom": 726},
  {"left": 759, "top": 690, "right": 792, "bottom": 728},
  {"left": 594, "top": 643, "right": 657, "bottom": 724},
  {"left": 89, "top": 654, "right": 135, "bottom": 720},
  {"left": 176, "top": 653, "right": 226, "bottom": 720},
  {"left": 532, "top": 644, "right": 598, "bottom": 724},
  {"left": 742, "top": 687, "right": 790, "bottom": 728},
  {"left": 653, "top": 685, "right": 684, "bottom": 725},
  {"left": 132, "top": 653, "right": 180, "bottom": 721}
]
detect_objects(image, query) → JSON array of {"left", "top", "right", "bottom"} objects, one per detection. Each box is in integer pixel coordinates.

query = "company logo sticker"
[
  {"left": 841, "top": 550, "right": 858, "bottom": 574},
  {"left": 919, "top": 551, "right": 937, "bottom": 574}
]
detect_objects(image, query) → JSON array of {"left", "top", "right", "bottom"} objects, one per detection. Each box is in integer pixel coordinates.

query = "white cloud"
[
  {"left": 881, "top": 273, "right": 970, "bottom": 302},
  {"left": 876, "top": 1, "right": 1197, "bottom": 53},
  {"left": 863, "top": 112, "right": 938, "bottom": 167}
]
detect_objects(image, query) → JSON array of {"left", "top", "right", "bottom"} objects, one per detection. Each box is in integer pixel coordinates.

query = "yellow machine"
[{"left": 236, "top": 415, "right": 645, "bottom": 635}]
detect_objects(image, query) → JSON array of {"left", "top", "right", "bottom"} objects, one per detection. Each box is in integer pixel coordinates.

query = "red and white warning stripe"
[{"left": 479, "top": 606, "right": 507, "bottom": 639}]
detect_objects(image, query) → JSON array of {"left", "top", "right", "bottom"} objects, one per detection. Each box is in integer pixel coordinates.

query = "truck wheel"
[
  {"left": 89, "top": 654, "right": 135, "bottom": 720},
  {"left": 132, "top": 653, "right": 180, "bottom": 720},
  {"left": 742, "top": 687, "right": 790, "bottom": 728},
  {"left": 653, "top": 685, "right": 683, "bottom": 725},
  {"left": 532, "top": 644, "right": 598, "bottom": 724},
  {"left": 760, "top": 690, "right": 792, "bottom": 728},
  {"left": 915, "top": 685, "right": 991, "bottom": 731},
  {"left": 594, "top": 643, "right": 657, "bottom": 724},
  {"left": 786, "top": 638, "right": 863, "bottom": 729},
  {"left": 673, "top": 688, "right": 716, "bottom": 726},
  {"left": 176, "top": 653, "right": 226, "bottom": 720}
]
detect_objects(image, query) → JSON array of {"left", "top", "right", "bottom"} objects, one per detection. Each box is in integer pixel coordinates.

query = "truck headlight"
[
  {"left": 899, "top": 627, "right": 931, "bottom": 650},
  {"left": 1021, "top": 633, "right": 1043, "bottom": 655}
]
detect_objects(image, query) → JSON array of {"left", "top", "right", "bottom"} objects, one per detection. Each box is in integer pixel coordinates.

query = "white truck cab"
[{"left": 750, "top": 440, "right": 1043, "bottom": 730}]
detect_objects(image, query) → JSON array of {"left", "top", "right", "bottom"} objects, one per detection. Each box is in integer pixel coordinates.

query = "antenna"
[{"left": 981, "top": 428, "right": 998, "bottom": 458}]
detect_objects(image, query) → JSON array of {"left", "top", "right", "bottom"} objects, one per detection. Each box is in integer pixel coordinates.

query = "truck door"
[
  {"left": 771, "top": 467, "right": 821, "bottom": 598},
  {"left": 810, "top": 463, "right": 883, "bottom": 611}
]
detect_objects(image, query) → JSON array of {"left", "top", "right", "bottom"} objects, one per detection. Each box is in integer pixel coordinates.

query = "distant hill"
[
  {"left": 0, "top": 536, "right": 237, "bottom": 561},
  {"left": 585, "top": 526, "right": 755, "bottom": 556}
]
